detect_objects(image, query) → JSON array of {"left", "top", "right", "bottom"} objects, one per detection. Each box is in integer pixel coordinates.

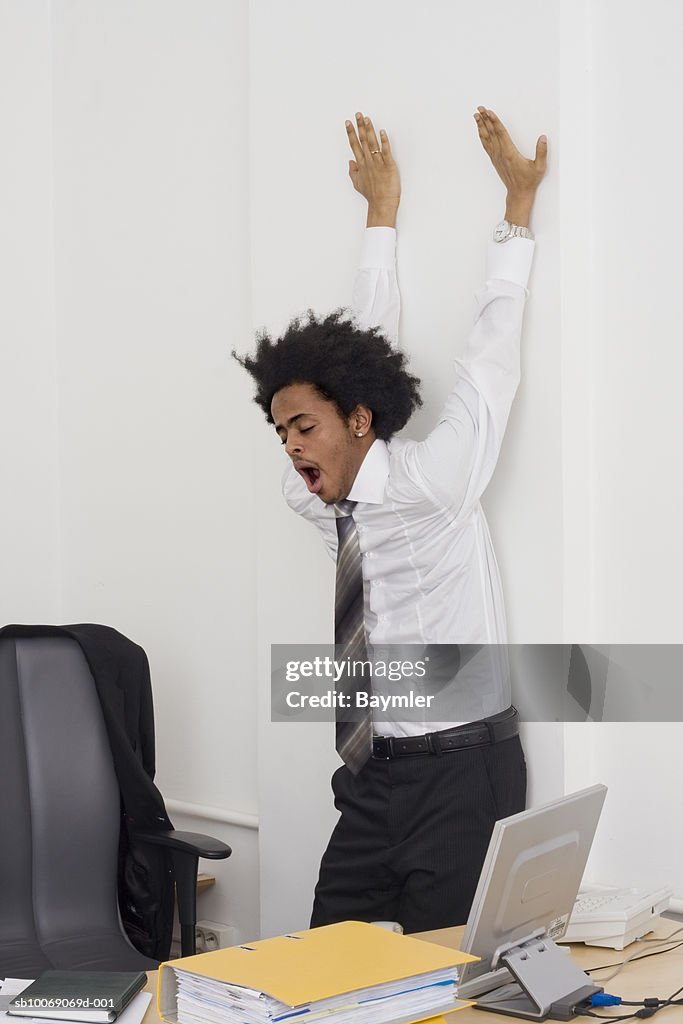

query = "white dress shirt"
[{"left": 282, "top": 227, "right": 535, "bottom": 735}]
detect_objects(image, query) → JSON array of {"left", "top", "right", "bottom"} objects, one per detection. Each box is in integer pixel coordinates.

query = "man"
[{"left": 236, "top": 107, "right": 547, "bottom": 931}]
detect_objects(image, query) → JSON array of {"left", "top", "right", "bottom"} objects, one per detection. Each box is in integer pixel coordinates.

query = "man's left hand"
[{"left": 474, "top": 106, "right": 548, "bottom": 199}]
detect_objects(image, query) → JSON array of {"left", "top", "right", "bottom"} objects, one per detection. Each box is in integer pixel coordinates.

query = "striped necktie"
[{"left": 334, "top": 499, "right": 372, "bottom": 774}]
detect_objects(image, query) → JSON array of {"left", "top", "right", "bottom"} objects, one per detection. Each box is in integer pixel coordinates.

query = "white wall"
[
  {"left": 560, "top": 0, "right": 683, "bottom": 900},
  {"left": 51, "top": 0, "right": 257, "bottom": 814},
  {"left": 0, "top": 0, "right": 61, "bottom": 623},
  {"left": 565, "top": 724, "right": 683, "bottom": 898},
  {"left": 590, "top": 0, "right": 683, "bottom": 639}
]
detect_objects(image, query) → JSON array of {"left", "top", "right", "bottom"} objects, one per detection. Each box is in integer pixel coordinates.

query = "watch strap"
[
  {"left": 508, "top": 222, "right": 534, "bottom": 240},
  {"left": 494, "top": 219, "right": 534, "bottom": 242}
]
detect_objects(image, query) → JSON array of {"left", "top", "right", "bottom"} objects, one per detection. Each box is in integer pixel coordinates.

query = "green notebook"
[{"left": 7, "top": 971, "right": 146, "bottom": 1023}]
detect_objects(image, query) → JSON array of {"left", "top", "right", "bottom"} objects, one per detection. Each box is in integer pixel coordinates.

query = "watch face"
[{"left": 494, "top": 221, "right": 509, "bottom": 242}]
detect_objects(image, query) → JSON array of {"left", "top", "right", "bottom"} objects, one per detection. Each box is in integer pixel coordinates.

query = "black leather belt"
[{"left": 372, "top": 707, "right": 519, "bottom": 760}]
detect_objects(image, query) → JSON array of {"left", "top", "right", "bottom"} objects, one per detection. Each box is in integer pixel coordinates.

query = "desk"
[{"left": 141, "top": 918, "right": 683, "bottom": 1023}]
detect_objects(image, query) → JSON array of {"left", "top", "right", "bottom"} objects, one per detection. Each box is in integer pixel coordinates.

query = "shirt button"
[{"left": 372, "top": 580, "right": 382, "bottom": 587}]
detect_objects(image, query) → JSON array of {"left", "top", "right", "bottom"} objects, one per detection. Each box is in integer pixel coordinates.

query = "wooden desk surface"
[{"left": 143, "top": 918, "right": 683, "bottom": 1023}]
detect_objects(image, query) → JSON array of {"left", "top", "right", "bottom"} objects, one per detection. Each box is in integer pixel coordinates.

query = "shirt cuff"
[
  {"left": 359, "top": 226, "right": 396, "bottom": 269},
  {"left": 486, "top": 236, "right": 535, "bottom": 291}
]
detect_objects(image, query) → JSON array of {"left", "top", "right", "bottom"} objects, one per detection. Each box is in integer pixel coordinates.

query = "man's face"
[{"left": 271, "top": 382, "right": 371, "bottom": 504}]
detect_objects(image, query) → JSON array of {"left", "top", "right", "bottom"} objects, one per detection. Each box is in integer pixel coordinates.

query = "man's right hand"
[{"left": 345, "top": 111, "right": 400, "bottom": 228}]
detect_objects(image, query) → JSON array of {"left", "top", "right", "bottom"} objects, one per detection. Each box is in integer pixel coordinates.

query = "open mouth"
[{"left": 296, "top": 464, "right": 323, "bottom": 494}]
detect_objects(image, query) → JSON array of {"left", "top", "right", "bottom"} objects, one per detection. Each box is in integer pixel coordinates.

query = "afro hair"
[{"left": 233, "top": 307, "right": 422, "bottom": 441}]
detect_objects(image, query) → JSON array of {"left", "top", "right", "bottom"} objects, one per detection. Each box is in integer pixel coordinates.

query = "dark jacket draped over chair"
[{"left": 0, "top": 623, "right": 175, "bottom": 962}]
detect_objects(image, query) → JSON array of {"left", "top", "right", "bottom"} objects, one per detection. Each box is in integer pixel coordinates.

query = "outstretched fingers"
[
  {"left": 345, "top": 118, "right": 364, "bottom": 163},
  {"left": 355, "top": 110, "right": 371, "bottom": 156},
  {"left": 363, "top": 115, "right": 382, "bottom": 156},
  {"left": 485, "top": 108, "right": 512, "bottom": 158},
  {"left": 474, "top": 106, "right": 495, "bottom": 155},
  {"left": 346, "top": 110, "right": 392, "bottom": 163}
]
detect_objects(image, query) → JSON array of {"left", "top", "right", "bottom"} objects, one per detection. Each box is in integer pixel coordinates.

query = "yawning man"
[{"left": 236, "top": 105, "right": 547, "bottom": 932}]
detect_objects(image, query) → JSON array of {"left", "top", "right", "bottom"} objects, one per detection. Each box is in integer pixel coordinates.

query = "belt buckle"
[{"left": 372, "top": 736, "right": 394, "bottom": 760}]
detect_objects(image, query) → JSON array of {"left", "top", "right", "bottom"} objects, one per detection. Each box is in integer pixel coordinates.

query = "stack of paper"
[{"left": 158, "top": 921, "right": 478, "bottom": 1024}]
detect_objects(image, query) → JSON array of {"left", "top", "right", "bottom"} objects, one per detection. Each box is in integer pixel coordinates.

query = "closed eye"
[{"left": 277, "top": 424, "right": 315, "bottom": 446}]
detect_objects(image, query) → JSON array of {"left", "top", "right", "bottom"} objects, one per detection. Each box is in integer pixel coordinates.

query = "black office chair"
[{"left": 0, "top": 629, "right": 231, "bottom": 976}]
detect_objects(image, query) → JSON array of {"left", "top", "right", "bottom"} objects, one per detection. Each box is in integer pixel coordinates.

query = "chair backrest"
[{"left": 0, "top": 636, "right": 124, "bottom": 972}]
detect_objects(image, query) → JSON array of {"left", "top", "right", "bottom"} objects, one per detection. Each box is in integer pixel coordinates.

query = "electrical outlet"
[
  {"left": 195, "top": 919, "right": 238, "bottom": 951},
  {"left": 194, "top": 927, "right": 206, "bottom": 954}
]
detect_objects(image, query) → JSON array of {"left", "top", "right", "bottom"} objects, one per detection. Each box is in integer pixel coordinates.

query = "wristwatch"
[{"left": 493, "top": 219, "right": 534, "bottom": 243}]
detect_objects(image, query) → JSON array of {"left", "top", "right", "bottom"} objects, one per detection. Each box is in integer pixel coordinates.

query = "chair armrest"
[
  {"left": 131, "top": 830, "right": 231, "bottom": 956},
  {"left": 132, "top": 829, "right": 231, "bottom": 859}
]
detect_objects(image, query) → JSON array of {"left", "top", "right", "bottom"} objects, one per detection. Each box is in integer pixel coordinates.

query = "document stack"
[{"left": 158, "top": 921, "right": 477, "bottom": 1024}]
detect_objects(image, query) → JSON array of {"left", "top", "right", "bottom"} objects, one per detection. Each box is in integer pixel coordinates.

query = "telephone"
[{"left": 558, "top": 884, "right": 672, "bottom": 949}]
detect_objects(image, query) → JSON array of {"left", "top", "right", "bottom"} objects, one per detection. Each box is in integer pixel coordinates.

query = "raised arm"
[
  {"left": 345, "top": 112, "right": 401, "bottom": 345},
  {"left": 280, "top": 111, "right": 401, "bottom": 544},
  {"left": 407, "top": 108, "right": 548, "bottom": 515}
]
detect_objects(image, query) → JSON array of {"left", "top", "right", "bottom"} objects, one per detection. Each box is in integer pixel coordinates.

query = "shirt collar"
[{"left": 347, "top": 438, "right": 389, "bottom": 505}]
